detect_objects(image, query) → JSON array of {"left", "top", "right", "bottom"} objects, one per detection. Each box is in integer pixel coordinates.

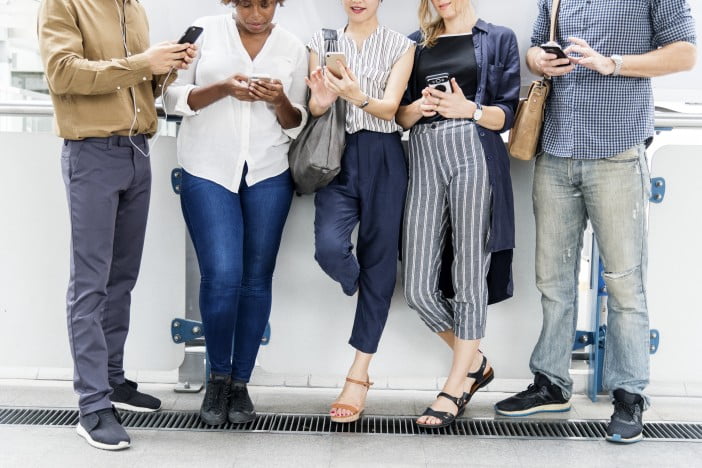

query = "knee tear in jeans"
[{"left": 603, "top": 267, "right": 637, "bottom": 280}]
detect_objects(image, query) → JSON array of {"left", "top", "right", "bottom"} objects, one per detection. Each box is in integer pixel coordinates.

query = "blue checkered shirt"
[{"left": 531, "top": 0, "right": 696, "bottom": 159}]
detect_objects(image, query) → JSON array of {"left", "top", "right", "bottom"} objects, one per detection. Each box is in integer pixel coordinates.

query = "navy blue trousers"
[{"left": 314, "top": 131, "right": 408, "bottom": 354}]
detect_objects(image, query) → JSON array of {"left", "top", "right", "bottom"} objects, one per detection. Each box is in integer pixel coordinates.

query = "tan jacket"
[{"left": 38, "top": 0, "right": 172, "bottom": 139}]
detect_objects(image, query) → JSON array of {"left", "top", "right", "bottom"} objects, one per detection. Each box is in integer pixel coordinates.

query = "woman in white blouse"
[
  {"left": 307, "top": 0, "right": 415, "bottom": 423},
  {"left": 164, "top": 0, "right": 307, "bottom": 427}
]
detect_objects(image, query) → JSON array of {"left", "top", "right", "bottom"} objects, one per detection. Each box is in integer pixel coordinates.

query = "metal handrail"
[{"left": 1, "top": 100, "right": 702, "bottom": 128}]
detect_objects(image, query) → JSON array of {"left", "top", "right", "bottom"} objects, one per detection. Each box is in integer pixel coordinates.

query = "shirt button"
[
  {"left": 142, "top": 77, "right": 147, "bottom": 81},
  {"left": 117, "top": 86, "right": 121, "bottom": 90},
  {"left": 137, "top": 108, "right": 141, "bottom": 113},
  {"left": 431, "top": 124, "right": 437, "bottom": 129}
]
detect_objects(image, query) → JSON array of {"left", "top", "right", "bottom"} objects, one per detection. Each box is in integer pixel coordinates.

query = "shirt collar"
[{"left": 473, "top": 19, "right": 488, "bottom": 34}]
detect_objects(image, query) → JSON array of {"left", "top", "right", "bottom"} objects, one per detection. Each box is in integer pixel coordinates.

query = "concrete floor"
[{"left": 1, "top": 379, "right": 701, "bottom": 467}]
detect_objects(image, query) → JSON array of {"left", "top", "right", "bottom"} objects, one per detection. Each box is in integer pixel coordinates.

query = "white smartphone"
[
  {"left": 324, "top": 52, "right": 348, "bottom": 78},
  {"left": 249, "top": 73, "right": 272, "bottom": 83}
]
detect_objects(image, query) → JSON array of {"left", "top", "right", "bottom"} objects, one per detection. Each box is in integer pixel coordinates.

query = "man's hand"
[
  {"left": 565, "top": 37, "right": 616, "bottom": 75},
  {"left": 248, "top": 79, "right": 287, "bottom": 106},
  {"left": 144, "top": 42, "right": 193, "bottom": 74},
  {"left": 533, "top": 47, "right": 575, "bottom": 77}
]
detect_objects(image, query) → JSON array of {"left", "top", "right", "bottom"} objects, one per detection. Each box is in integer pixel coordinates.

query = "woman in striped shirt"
[
  {"left": 397, "top": 0, "right": 520, "bottom": 428},
  {"left": 306, "top": 0, "right": 415, "bottom": 423}
]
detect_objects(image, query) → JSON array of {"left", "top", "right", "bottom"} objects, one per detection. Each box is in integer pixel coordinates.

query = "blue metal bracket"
[
  {"left": 171, "top": 318, "right": 271, "bottom": 346},
  {"left": 171, "top": 168, "right": 182, "bottom": 194},
  {"left": 650, "top": 177, "right": 665, "bottom": 204},
  {"left": 171, "top": 318, "right": 203, "bottom": 343}
]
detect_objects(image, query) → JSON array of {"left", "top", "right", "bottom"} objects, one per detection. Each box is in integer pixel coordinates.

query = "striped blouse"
[{"left": 308, "top": 25, "right": 414, "bottom": 134}]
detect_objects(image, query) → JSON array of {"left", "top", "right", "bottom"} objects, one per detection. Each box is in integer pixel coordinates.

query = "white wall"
[{"left": 143, "top": 0, "right": 702, "bottom": 99}]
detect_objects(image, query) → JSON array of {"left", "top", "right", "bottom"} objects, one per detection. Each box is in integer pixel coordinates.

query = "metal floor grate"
[{"left": 2, "top": 408, "right": 701, "bottom": 442}]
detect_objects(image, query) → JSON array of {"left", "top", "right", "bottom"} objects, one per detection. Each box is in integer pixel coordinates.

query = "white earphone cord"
[{"left": 116, "top": 0, "right": 173, "bottom": 158}]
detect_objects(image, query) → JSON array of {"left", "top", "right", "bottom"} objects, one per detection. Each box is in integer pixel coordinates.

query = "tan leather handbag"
[{"left": 508, "top": 0, "right": 561, "bottom": 161}]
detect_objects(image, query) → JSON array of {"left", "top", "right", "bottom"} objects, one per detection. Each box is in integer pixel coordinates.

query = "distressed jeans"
[{"left": 529, "top": 145, "right": 651, "bottom": 405}]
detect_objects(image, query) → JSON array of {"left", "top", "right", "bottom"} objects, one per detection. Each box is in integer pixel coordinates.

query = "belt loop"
[{"left": 106, "top": 136, "right": 112, "bottom": 150}]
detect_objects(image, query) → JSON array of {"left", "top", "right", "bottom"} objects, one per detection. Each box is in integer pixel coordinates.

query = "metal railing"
[{"left": 1, "top": 100, "right": 702, "bottom": 128}]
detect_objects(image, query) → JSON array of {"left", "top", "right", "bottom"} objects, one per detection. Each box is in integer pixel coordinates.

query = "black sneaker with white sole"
[
  {"left": 109, "top": 379, "right": 161, "bottom": 412},
  {"left": 76, "top": 406, "right": 130, "bottom": 451},
  {"left": 606, "top": 389, "right": 644, "bottom": 444},
  {"left": 494, "top": 373, "right": 571, "bottom": 416},
  {"left": 228, "top": 381, "right": 256, "bottom": 424}
]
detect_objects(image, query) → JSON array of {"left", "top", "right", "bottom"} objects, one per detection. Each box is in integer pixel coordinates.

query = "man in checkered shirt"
[{"left": 495, "top": 0, "right": 696, "bottom": 444}]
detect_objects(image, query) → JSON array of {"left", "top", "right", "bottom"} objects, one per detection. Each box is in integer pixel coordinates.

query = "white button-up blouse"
[{"left": 164, "top": 15, "right": 308, "bottom": 193}]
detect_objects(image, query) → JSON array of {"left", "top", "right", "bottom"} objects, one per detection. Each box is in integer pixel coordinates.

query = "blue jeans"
[
  {"left": 530, "top": 146, "right": 651, "bottom": 405},
  {"left": 180, "top": 169, "right": 293, "bottom": 381}
]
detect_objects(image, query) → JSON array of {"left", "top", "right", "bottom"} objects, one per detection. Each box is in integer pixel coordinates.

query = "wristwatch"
[
  {"left": 610, "top": 54, "right": 623, "bottom": 76},
  {"left": 357, "top": 94, "right": 370, "bottom": 109},
  {"left": 472, "top": 103, "right": 483, "bottom": 122}
]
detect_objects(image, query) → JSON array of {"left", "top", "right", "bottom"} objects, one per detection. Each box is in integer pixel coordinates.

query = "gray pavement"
[{"left": 1, "top": 379, "right": 701, "bottom": 467}]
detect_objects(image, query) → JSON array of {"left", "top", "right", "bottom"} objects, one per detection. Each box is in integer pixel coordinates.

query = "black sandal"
[
  {"left": 462, "top": 354, "right": 495, "bottom": 404},
  {"left": 416, "top": 392, "right": 466, "bottom": 429}
]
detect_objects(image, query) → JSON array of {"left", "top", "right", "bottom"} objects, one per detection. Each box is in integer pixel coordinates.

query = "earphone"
[{"left": 114, "top": 0, "right": 174, "bottom": 158}]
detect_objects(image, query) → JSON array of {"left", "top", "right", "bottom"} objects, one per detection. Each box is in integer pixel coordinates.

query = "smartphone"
[
  {"left": 325, "top": 52, "right": 348, "bottom": 78},
  {"left": 249, "top": 73, "right": 272, "bottom": 83},
  {"left": 540, "top": 42, "right": 569, "bottom": 66},
  {"left": 426, "top": 73, "right": 453, "bottom": 94},
  {"left": 178, "top": 26, "right": 204, "bottom": 45}
]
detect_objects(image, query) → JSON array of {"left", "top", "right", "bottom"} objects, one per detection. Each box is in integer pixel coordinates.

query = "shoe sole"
[
  {"left": 606, "top": 433, "right": 643, "bottom": 444},
  {"left": 112, "top": 402, "right": 161, "bottom": 413},
  {"left": 228, "top": 411, "right": 256, "bottom": 424},
  {"left": 76, "top": 423, "right": 130, "bottom": 451},
  {"left": 494, "top": 402, "right": 572, "bottom": 417}
]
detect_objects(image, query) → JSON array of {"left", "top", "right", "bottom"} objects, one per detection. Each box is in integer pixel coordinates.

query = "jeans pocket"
[
  {"left": 603, "top": 145, "right": 640, "bottom": 163},
  {"left": 61, "top": 140, "right": 84, "bottom": 182}
]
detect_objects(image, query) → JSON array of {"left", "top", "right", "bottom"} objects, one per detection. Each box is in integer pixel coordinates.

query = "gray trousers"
[
  {"left": 403, "top": 119, "right": 492, "bottom": 340},
  {"left": 61, "top": 135, "right": 151, "bottom": 415}
]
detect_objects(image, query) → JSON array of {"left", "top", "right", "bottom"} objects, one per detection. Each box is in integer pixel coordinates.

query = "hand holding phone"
[
  {"left": 540, "top": 42, "right": 570, "bottom": 67},
  {"left": 325, "top": 52, "right": 348, "bottom": 79}
]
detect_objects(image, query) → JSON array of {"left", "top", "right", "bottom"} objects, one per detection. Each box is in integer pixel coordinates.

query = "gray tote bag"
[{"left": 288, "top": 29, "right": 346, "bottom": 195}]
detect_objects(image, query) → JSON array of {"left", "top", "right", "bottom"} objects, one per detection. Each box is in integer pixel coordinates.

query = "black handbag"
[{"left": 288, "top": 29, "right": 346, "bottom": 195}]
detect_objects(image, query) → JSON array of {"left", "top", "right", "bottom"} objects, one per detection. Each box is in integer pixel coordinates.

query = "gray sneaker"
[
  {"left": 606, "top": 389, "right": 644, "bottom": 444},
  {"left": 76, "top": 407, "right": 130, "bottom": 451}
]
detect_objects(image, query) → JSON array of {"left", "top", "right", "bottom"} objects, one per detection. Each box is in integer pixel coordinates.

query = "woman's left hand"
[
  {"left": 248, "top": 79, "right": 288, "bottom": 106},
  {"left": 324, "top": 63, "right": 365, "bottom": 105},
  {"left": 425, "top": 78, "right": 477, "bottom": 120}
]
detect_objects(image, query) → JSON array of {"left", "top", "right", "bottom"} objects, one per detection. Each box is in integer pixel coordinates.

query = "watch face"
[{"left": 474, "top": 108, "right": 483, "bottom": 121}]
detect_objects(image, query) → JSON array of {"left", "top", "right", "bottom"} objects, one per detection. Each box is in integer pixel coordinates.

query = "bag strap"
[
  {"left": 322, "top": 28, "right": 339, "bottom": 54},
  {"left": 549, "top": 0, "right": 561, "bottom": 44}
]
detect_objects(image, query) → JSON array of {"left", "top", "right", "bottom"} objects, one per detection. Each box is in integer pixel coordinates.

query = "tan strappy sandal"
[{"left": 330, "top": 377, "right": 373, "bottom": 423}]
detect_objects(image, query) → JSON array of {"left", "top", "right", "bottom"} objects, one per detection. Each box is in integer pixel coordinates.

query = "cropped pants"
[
  {"left": 403, "top": 119, "right": 492, "bottom": 340},
  {"left": 314, "top": 130, "right": 408, "bottom": 354}
]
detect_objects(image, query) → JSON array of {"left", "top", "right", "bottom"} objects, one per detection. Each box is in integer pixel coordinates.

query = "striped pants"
[{"left": 402, "top": 119, "right": 492, "bottom": 340}]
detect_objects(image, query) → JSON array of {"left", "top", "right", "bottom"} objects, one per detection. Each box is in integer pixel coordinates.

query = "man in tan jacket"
[{"left": 38, "top": 0, "right": 196, "bottom": 450}]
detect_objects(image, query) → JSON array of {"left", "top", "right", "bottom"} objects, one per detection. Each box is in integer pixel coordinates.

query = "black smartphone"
[
  {"left": 178, "top": 26, "right": 203, "bottom": 44},
  {"left": 540, "top": 43, "right": 569, "bottom": 67}
]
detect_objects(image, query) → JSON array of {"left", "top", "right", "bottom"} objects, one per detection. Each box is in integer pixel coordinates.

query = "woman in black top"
[{"left": 397, "top": 0, "right": 520, "bottom": 428}]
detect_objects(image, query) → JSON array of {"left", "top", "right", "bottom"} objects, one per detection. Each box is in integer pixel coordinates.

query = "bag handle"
[{"left": 549, "top": 0, "right": 561, "bottom": 44}]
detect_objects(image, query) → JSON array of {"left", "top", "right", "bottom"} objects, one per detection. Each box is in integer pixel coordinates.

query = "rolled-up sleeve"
[
  {"left": 162, "top": 50, "right": 200, "bottom": 116},
  {"left": 282, "top": 45, "right": 310, "bottom": 139},
  {"left": 494, "top": 32, "right": 521, "bottom": 133},
  {"left": 652, "top": 0, "right": 697, "bottom": 47}
]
